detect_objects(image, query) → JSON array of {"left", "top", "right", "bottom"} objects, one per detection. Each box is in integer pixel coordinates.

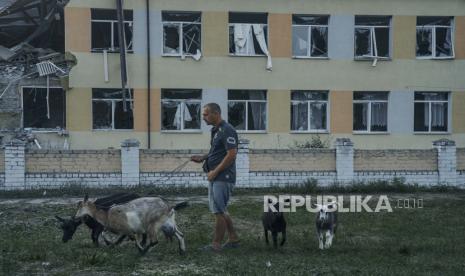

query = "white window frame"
[
  {"left": 228, "top": 23, "right": 268, "bottom": 57},
  {"left": 161, "top": 18, "right": 202, "bottom": 57},
  {"left": 354, "top": 21, "right": 391, "bottom": 60},
  {"left": 416, "top": 20, "right": 455, "bottom": 59},
  {"left": 353, "top": 94, "right": 389, "bottom": 134},
  {"left": 92, "top": 93, "right": 134, "bottom": 131},
  {"left": 414, "top": 92, "right": 450, "bottom": 133},
  {"left": 228, "top": 96, "right": 268, "bottom": 133},
  {"left": 91, "top": 19, "right": 133, "bottom": 52},
  {"left": 292, "top": 21, "right": 328, "bottom": 59},
  {"left": 21, "top": 86, "right": 65, "bottom": 133},
  {"left": 290, "top": 92, "right": 329, "bottom": 133},
  {"left": 161, "top": 97, "right": 202, "bottom": 133}
]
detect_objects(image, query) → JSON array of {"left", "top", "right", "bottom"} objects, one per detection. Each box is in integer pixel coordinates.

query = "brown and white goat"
[{"left": 75, "top": 195, "right": 187, "bottom": 254}]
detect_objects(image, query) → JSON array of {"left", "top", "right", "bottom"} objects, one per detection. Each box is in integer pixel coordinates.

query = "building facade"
[{"left": 59, "top": 0, "right": 465, "bottom": 150}]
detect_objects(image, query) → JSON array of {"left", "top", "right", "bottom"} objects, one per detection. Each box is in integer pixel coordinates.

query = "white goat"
[
  {"left": 75, "top": 195, "right": 186, "bottom": 254},
  {"left": 315, "top": 202, "right": 338, "bottom": 250}
]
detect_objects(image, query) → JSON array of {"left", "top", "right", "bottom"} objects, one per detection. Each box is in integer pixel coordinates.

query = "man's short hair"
[{"left": 204, "top": 103, "right": 221, "bottom": 115}]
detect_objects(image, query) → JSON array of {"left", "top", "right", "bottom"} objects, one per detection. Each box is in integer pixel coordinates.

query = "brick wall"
[
  {"left": 140, "top": 150, "right": 207, "bottom": 173},
  {"left": 249, "top": 149, "right": 336, "bottom": 172},
  {"left": 354, "top": 150, "right": 438, "bottom": 171},
  {"left": 25, "top": 150, "right": 121, "bottom": 173},
  {"left": 0, "top": 150, "right": 4, "bottom": 173},
  {"left": 457, "top": 148, "right": 465, "bottom": 171}
]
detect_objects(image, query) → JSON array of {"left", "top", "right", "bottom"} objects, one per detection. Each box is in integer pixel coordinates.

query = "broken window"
[
  {"left": 354, "top": 16, "right": 391, "bottom": 59},
  {"left": 22, "top": 87, "right": 65, "bottom": 130},
  {"left": 292, "top": 15, "right": 328, "bottom": 58},
  {"left": 291, "top": 91, "right": 328, "bottom": 131},
  {"left": 162, "top": 11, "right": 202, "bottom": 58},
  {"left": 161, "top": 89, "right": 202, "bottom": 131},
  {"left": 414, "top": 92, "right": 449, "bottom": 132},
  {"left": 91, "top": 9, "right": 133, "bottom": 52},
  {"left": 353, "top": 92, "right": 388, "bottom": 132},
  {"left": 416, "top": 17, "right": 454, "bottom": 58},
  {"left": 228, "top": 90, "right": 267, "bottom": 131},
  {"left": 229, "top": 12, "right": 272, "bottom": 69},
  {"left": 92, "top": 88, "right": 133, "bottom": 130}
]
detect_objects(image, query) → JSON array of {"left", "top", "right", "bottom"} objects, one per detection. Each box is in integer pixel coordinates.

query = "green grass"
[{"left": 1, "top": 193, "right": 465, "bottom": 275}]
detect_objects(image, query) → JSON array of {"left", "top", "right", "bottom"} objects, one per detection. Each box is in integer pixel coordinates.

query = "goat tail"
[{"left": 172, "top": 201, "right": 189, "bottom": 211}]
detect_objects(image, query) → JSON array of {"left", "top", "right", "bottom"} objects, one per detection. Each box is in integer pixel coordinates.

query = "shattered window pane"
[
  {"left": 291, "top": 91, "right": 328, "bottom": 131},
  {"left": 162, "top": 11, "right": 202, "bottom": 56},
  {"left": 92, "top": 88, "right": 134, "bottom": 130},
  {"left": 291, "top": 102, "right": 308, "bottom": 131},
  {"left": 228, "top": 90, "right": 267, "bottom": 131},
  {"left": 292, "top": 15, "right": 328, "bottom": 57},
  {"left": 310, "top": 102, "right": 327, "bottom": 130},
  {"left": 161, "top": 89, "right": 202, "bottom": 131},
  {"left": 416, "top": 17, "right": 454, "bottom": 58},
  {"left": 23, "top": 88, "right": 65, "bottom": 129},
  {"left": 354, "top": 16, "right": 391, "bottom": 59},
  {"left": 228, "top": 102, "right": 246, "bottom": 130},
  {"left": 91, "top": 9, "right": 133, "bottom": 52},
  {"left": 228, "top": 13, "right": 269, "bottom": 56},
  {"left": 414, "top": 92, "right": 449, "bottom": 132},
  {"left": 353, "top": 92, "right": 388, "bottom": 132}
]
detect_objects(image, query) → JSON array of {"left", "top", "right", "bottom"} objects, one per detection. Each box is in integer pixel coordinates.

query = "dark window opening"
[
  {"left": 23, "top": 87, "right": 65, "bottom": 129},
  {"left": 91, "top": 8, "right": 133, "bottom": 52},
  {"left": 162, "top": 11, "right": 201, "bottom": 56},
  {"left": 228, "top": 90, "right": 267, "bottom": 131},
  {"left": 416, "top": 17, "right": 453, "bottom": 58},
  {"left": 92, "top": 88, "right": 133, "bottom": 130},
  {"left": 354, "top": 16, "right": 391, "bottom": 59},
  {"left": 161, "top": 89, "right": 202, "bottom": 131},
  {"left": 353, "top": 92, "right": 388, "bottom": 132},
  {"left": 292, "top": 15, "right": 328, "bottom": 57},
  {"left": 228, "top": 13, "right": 268, "bottom": 55},
  {"left": 414, "top": 92, "right": 449, "bottom": 132}
]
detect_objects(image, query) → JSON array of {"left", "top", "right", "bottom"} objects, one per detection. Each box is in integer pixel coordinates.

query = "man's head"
[{"left": 203, "top": 103, "right": 222, "bottom": 126}]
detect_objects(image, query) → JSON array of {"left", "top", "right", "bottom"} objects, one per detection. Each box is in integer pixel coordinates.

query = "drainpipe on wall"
[{"left": 146, "top": 0, "right": 151, "bottom": 149}]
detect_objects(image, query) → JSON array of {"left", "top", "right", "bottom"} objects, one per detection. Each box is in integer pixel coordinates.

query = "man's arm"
[
  {"left": 191, "top": 154, "right": 208, "bottom": 163},
  {"left": 207, "top": 148, "right": 237, "bottom": 181}
]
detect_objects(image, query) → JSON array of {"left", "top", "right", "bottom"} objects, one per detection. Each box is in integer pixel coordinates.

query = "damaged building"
[{"left": 2, "top": 0, "right": 465, "bottom": 150}]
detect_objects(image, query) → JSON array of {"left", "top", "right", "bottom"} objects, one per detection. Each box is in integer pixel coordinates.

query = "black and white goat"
[
  {"left": 262, "top": 198, "right": 289, "bottom": 248},
  {"left": 315, "top": 202, "right": 338, "bottom": 250}
]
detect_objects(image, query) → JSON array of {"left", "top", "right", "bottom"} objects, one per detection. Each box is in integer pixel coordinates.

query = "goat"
[
  {"left": 315, "top": 202, "right": 338, "bottom": 250},
  {"left": 75, "top": 195, "right": 188, "bottom": 254},
  {"left": 55, "top": 193, "right": 140, "bottom": 246},
  {"left": 262, "top": 198, "right": 289, "bottom": 248}
]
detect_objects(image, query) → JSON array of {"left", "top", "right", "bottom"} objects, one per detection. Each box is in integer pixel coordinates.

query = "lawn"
[{"left": 1, "top": 192, "right": 465, "bottom": 275}]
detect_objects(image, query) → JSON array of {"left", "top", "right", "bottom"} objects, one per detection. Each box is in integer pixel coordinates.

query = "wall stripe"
[
  {"left": 330, "top": 91, "right": 353, "bottom": 133},
  {"left": 452, "top": 91, "right": 465, "bottom": 133},
  {"left": 203, "top": 11, "right": 229, "bottom": 57},
  {"left": 268, "top": 90, "right": 290, "bottom": 133},
  {"left": 269, "top": 14, "right": 292, "bottom": 58},
  {"left": 67, "top": 88, "right": 92, "bottom": 131},
  {"left": 393, "top": 16, "right": 416, "bottom": 59},
  {"left": 455, "top": 16, "right": 465, "bottom": 59},
  {"left": 65, "top": 7, "right": 91, "bottom": 52}
]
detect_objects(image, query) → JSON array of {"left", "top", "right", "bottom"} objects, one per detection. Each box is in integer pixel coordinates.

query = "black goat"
[
  {"left": 55, "top": 193, "right": 140, "bottom": 246},
  {"left": 262, "top": 198, "right": 289, "bottom": 248}
]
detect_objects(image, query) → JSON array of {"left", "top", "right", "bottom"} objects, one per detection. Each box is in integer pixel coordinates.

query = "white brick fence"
[{"left": 0, "top": 138, "right": 463, "bottom": 190}]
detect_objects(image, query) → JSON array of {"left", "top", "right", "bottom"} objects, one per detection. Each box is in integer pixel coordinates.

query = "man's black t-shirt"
[{"left": 205, "top": 120, "right": 238, "bottom": 183}]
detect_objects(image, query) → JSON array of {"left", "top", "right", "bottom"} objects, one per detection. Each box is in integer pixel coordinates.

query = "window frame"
[
  {"left": 227, "top": 90, "right": 268, "bottom": 133},
  {"left": 416, "top": 18, "right": 455, "bottom": 60},
  {"left": 160, "top": 90, "right": 202, "bottom": 133},
  {"left": 292, "top": 16, "right": 329, "bottom": 59},
  {"left": 161, "top": 12, "right": 202, "bottom": 57},
  {"left": 90, "top": 19, "right": 133, "bottom": 53},
  {"left": 413, "top": 92, "right": 450, "bottom": 133},
  {"left": 21, "top": 86, "right": 66, "bottom": 132},
  {"left": 228, "top": 12, "right": 269, "bottom": 57},
  {"left": 92, "top": 89, "right": 134, "bottom": 131},
  {"left": 290, "top": 91, "right": 329, "bottom": 133},
  {"left": 354, "top": 17, "right": 391, "bottom": 60},
  {"left": 353, "top": 92, "right": 389, "bottom": 134}
]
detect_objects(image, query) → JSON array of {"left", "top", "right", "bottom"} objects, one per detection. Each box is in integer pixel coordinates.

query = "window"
[
  {"left": 161, "top": 89, "right": 202, "bottom": 131},
  {"left": 354, "top": 16, "right": 391, "bottom": 59},
  {"left": 22, "top": 87, "right": 65, "bottom": 129},
  {"left": 414, "top": 92, "right": 449, "bottom": 132},
  {"left": 162, "top": 11, "right": 202, "bottom": 58},
  {"left": 228, "top": 90, "right": 267, "bottom": 131},
  {"left": 91, "top": 9, "right": 133, "bottom": 52},
  {"left": 292, "top": 15, "right": 329, "bottom": 58},
  {"left": 229, "top": 12, "right": 269, "bottom": 56},
  {"left": 353, "top": 92, "right": 388, "bottom": 132},
  {"left": 92, "top": 89, "right": 133, "bottom": 130},
  {"left": 416, "top": 17, "right": 454, "bottom": 59},
  {"left": 291, "top": 91, "right": 328, "bottom": 132}
]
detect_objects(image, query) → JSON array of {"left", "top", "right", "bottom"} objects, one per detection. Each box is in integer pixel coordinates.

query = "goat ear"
[{"left": 84, "top": 194, "right": 88, "bottom": 202}]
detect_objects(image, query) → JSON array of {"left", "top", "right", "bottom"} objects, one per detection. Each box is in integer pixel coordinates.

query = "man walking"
[{"left": 191, "top": 103, "right": 240, "bottom": 252}]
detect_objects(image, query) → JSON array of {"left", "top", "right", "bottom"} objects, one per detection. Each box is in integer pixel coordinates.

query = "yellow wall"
[
  {"left": 133, "top": 89, "right": 147, "bottom": 131},
  {"left": 453, "top": 91, "right": 465, "bottom": 133},
  {"left": 455, "top": 16, "right": 465, "bottom": 59},
  {"left": 67, "top": 88, "right": 92, "bottom": 131},
  {"left": 150, "top": 89, "right": 161, "bottom": 132},
  {"left": 268, "top": 90, "right": 290, "bottom": 132},
  {"left": 393, "top": 16, "right": 416, "bottom": 59},
  {"left": 269, "top": 14, "right": 292, "bottom": 58},
  {"left": 203, "top": 11, "right": 228, "bottom": 57},
  {"left": 330, "top": 91, "right": 352, "bottom": 134},
  {"left": 65, "top": 7, "right": 90, "bottom": 52}
]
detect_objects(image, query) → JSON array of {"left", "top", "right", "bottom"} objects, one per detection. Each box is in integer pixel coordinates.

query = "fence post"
[
  {"left": 121, "top": 139, "right": 140, "bottom": 186},
  {"left": 236, "top": 139, "right": 250, "bottom": 187},
  {"left": 433, "top": 139, "right": 457, "bottom": 185},
  {"left": 5, "top": 140, "right": 26, "bottom": 190},
  {"left": 335, "top": 138, "right": 354, "bottom": 183}
]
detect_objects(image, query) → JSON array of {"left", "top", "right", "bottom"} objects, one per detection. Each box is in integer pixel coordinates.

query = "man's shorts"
[{"left": 208, "top": 181, "right": 233, "bottom": 214}]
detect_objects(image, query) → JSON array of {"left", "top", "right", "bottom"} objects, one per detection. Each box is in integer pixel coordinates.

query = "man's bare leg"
[
  {"left": 212, "top": 214, "right": 227, "bottom": 250},
  {"left": 223, "top": 212, "right": 239, "bottom": 243}
]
